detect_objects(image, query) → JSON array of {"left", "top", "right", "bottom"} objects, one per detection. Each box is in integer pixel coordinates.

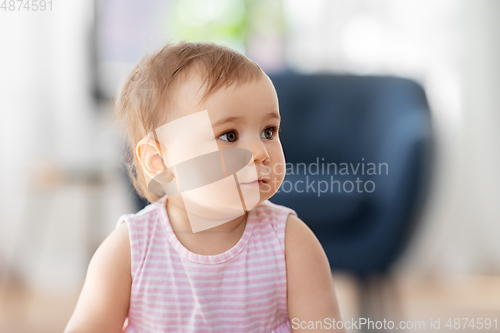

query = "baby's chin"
[{"left": 257, "top": 183, "right": 280, "bottom": 203}]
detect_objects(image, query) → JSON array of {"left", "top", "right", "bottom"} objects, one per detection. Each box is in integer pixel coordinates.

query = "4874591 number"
[
  {"left": 1, "top": 0, "right": 52, "bottom": 11},
  {"left": 445, "top": 318, "right": 497, "bottom": 330}
]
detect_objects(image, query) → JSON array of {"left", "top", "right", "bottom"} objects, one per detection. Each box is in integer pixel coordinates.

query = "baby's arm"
[
  {"left": 64, "top": 222, "right": 132, "bottom": 333},
  {"left": 285, "top": 215, "right": 346, "bottom": 333}
]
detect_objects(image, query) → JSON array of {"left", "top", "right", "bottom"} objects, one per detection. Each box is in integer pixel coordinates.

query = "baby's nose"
[{"left": 248, "top": 139, "right": 270, "bottom": 164}]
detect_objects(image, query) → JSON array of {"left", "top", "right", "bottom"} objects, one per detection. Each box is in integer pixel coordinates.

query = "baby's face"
[{"left": 169, "top": 72, "right": 285, "bottom": 204}]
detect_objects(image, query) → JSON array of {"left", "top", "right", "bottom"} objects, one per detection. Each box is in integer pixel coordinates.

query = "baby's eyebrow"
[
  {"left": 212, "top": 112, "right": 280, "bottom": 128},
  {"left": 264, "top": 112, "right": 281, "bottom": 122},
  {"left": 212, "top": 116, "right": 243, "bottom": 128}
]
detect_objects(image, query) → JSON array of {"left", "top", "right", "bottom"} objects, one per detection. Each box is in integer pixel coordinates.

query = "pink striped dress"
[{"left": 116, "top": 195, "right": 297, "bottom": 333}]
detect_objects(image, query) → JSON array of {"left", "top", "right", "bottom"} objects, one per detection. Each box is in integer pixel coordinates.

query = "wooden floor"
[
  {"left": 1, "top": 273, "right": 499, "bottom": 332},
  {"left": 334, "top": 272, "right": 500, "bottom": 332},
  {"left": 0, "top": 280, "right": 78, "bottom": 333}
]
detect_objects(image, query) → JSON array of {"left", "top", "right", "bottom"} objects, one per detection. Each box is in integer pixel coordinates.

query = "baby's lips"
[{"left": 239, "top": 177, "right": 268, "bottom": 184}]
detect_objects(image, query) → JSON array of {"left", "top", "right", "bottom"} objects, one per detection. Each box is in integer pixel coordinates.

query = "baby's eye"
[
  {"left": 261, "top": 127, "right": 277, "bottom": 140},
  {"left": 219, "top": 131, "right": 238, "bottom": 143}
]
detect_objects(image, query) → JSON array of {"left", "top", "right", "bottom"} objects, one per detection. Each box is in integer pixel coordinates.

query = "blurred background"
[{"left": 1, "top": 0, "right": 499, "bottom": 332}]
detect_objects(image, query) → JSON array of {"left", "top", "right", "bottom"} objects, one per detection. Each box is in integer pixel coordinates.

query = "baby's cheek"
[
  {"left": 271, "top": 148, "right": 286, "bottom": 181},
  {"left": 273, "top": 159, "right": 286, "bottom": 182}
]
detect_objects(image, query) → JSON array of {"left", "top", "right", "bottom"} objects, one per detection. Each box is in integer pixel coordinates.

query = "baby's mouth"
[{"left": 239, "top": 178, "right": 267, "bottom": 186}]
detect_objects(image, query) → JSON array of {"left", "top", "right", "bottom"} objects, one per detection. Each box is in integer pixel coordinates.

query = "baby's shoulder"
[{"left": 251, "top": 200, "right": 298, "bottom": 252}]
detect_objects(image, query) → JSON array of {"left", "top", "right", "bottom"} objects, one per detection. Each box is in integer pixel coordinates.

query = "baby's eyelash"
[{"left": 269, "top": 126, "right": 281, "bottom": 133}]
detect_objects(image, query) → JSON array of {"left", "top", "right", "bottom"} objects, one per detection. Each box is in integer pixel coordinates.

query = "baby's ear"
[{"left": 136, "top": 137, "right": 174, "bottom": 185}]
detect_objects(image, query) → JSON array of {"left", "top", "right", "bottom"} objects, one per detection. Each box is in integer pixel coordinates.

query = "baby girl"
[{"left": 64, "top": 41, "right": 344, "bottom": 333}]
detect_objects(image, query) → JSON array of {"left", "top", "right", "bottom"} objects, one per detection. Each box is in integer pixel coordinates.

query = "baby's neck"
[{"left": 164, "top": 196, "right": 249, "bottom": 256}]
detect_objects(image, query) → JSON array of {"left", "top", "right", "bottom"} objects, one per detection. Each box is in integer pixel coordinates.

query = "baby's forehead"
[
  {"left": 165, "top": 69, "right": 269, "bottom": 122},
  {"left": 170, "top": 73, "right": 206, "bottom": 106}
]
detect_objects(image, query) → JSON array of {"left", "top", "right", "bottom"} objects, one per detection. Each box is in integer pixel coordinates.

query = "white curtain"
[{"left": 0, "top": 1, "right": 96, "bottom": 293}]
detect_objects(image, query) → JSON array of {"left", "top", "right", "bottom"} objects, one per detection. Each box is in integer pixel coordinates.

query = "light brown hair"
[{"left": 115, "top": 41, "right": 264, "bottom": 203}]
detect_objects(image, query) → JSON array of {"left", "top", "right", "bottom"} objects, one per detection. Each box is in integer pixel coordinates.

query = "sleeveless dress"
[{"left": 116, "top": 195, "right": 297, "bottom": 333}]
